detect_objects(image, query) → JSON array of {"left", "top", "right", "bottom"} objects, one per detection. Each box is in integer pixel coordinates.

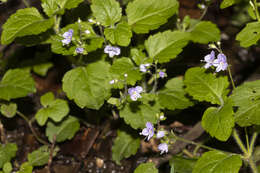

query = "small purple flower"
[
  {"left": 203, "top": 51, "right": 215, "bottom": 69},
  {"left": 128, "top": 86, "right": 143, "bottom": 101},
  {"left": 159, "top": 71, "right": 166, "bottom": 78},
  {"left": 104, "top": 45, "right": 120, "bottom": 58},
  {"left": 213, "top": 53, "right": 228, "bottom": 72},
  {"left": 140, "top": 64, "right": 150, "bottom": 72},
  {"left": 62, "top": 29, "right": 73, "bottom": 45},
  {"left": 158, "top": 143, "right": 168, "bottom": 154},
  {"left": 156, "top": 131, "right": 165, "bottom": 139},
  {"left": 76, "top": 47, "right": 84, "bottom": 54},
  {"left": 140, "top": 122, "right": 154, "bottom": 140}
]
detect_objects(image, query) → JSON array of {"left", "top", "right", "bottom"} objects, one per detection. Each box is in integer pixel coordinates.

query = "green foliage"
[
  {"left": 112, "top": 130, "right": 140, "bottom": 165},
  {"left": 0, "top": 69, "right": 36, "bottom": 101},
  {"left": 236, "top": 22, "right": 260, "bottom": 47},
  {"left": 130, "top": 48, "right": 149, "bottom": 66},
  {"left": 41, "top": 0, "right": 84, "bottom": 16},
  {"left": 202, "top": 100, "right": 234, "bottom": 141},
  {"left": 220, "top": 0, "right": 235, "bottom": 9},
  {"left": 32, "top": 62, "right": 53, "bottom": 77},
  {"left": 192, "top": 151, "right": 242, "bottom": 173},
  {"left": 134, "top": 163, "right": 158, "bottom": 173},
  {"left": 189, "top": 21, "right": 221, "bottom": 44},
  {"left": 35, "top": 92, "right": 69, "bottom": 126},
  {"left": 91, "top": 0, "right": 122, "bottom": 26},
  {"left": 0, "top": 103, "right": 17, "bottom": 118},
  {"left": 104, "top": 22, "right": 132, "bottom": 46},
  {"left": 126, "top": 0, "right": 179, "bottom": 33},
  {"left": 145, "top": 31, "right": 190, "bottom": 63},
  {"left": 120, "top": 102, "right": 160, "bottom": 129},
  {"left": 0, "top": 143, "right": 17, "bottom": 168},
  {"left": 170, "top": 156, "right": 197, "bottom": 173},
  {"left": 184, "top": 67, "right": 229, "bottom": 105},
  {"left": 158, "top": 77, "right": 193, "bottom": 110},
  {"left": 28, "top": 145, "right": 55, "bottom": 166},
  {"left": 2, "top": 162, "right": 12, "bottom": 173},
  {"left": 1, "top": 8, "right": 54, "bottom": 45},
  {"left": 110, "top": 57, "right": 141, "bottom": 87},
  {"left": 62, "top": 61, "right": 111, "bottom": 109},
  {"left": 17, "top": 162, "right": 33, "bottom": 173},
  {"left": 231, "top": 80, "right": 260, "bottom": 126},
  {"left": 51, "top": 22, "right": 103, "bottom": 55},
  {"left": 46, "top": 116, "right": 80, "bottom": 142}
]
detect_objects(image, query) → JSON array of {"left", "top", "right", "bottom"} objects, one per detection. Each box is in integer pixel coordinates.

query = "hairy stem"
[
  {"left": 22, "top": 0, "right": 30, "bottom": 7},
  {"left": 253, "top": 0, "right": 260, "bottom": 21},
  {"left": 0, "top": 120, "right": 6, "bottom": 144}
]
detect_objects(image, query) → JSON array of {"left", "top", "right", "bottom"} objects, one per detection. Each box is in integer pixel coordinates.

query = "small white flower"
[
  {"left": 156, "top": 131, "right": 165, "bottom": 139},
  {"left": 104, "top": 45, "right": 121, "bottom": 58},
  {"left": 140, "top": 64, "right": 150, "bottom": 72},
  {"left": 88, "top": 19, "right": 94, "bottom": 23},
  {"left": 85, "top": 30, "right": 91, "bottom": 34},
  {"left": 124, "top": 74, "right": 128, "bottom": 77}
]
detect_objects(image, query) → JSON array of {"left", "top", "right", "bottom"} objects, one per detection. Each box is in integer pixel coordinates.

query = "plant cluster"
[{"left": 0, "top": 0, "right": 260, "bottom": 172}]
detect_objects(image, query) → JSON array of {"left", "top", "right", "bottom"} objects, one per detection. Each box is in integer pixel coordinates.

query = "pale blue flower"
[
  {"left": 128, "top": 86, "right": 143, "bottom": 101},
  {"left": 104, "top": 45, "right": 121, "bottom": 58},
  {"left": 140, "top": 122, "right": 154, "bottom": 140},
  {"left": 203, "top": 51, "right": 215, "bottom": 69},
  {"left": 158, "top": 143, "right": 168, "bottom": 154},
  {"left": 62, "top": 29, "right": 73, "bottom": 45},
  {"left": 159, "top": 71, "right": 166, "bottom": 78},
  {"left": 76, "top": 47, "right": 84, "bottom": 54},
  {"left": 213, "top": 53, "right": 228, "bottom": 72},
  {"left": 156, "top": 131, "right": 165, "bottom": 139},
  {"left": 140, "top": 64, "right": 150, "bottom": 72}
]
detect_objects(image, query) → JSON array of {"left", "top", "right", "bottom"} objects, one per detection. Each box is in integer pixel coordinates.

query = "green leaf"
[
  {"left": 41, "top": 0, "right": 59, "bottom": 17},
  {"left": 0, "top": 69, "right": 36, "bottom": 101},
  {"left": 35, "top": 93, "right": 69, "bottom": 126},
  {"left": 126, "top": 0, "right": 179, "bottom": 33},
  {"left": 62, "top": 61, "right": 111, "bottom": 109},
  {"left": 32, "top": 62, "right": 53, "bottom": 77},
  {"left": 91, "top": 0, "right": 122, "bottom": 26},
  {"left": 3, "top": 162, "right": 12, "bottom": 173},
  {"left": 134, "top": 163, "right": 158, "bottom": 173},
  {"left": 231, "top": 80, "right": 260, "bottom": 126},
  {"left": 110, "top": 57, "right": 141, "bottom": 87},
  {"left": 28, "top": 145, "right": 53, "bottom": 166},
  {"left": 189, "top": 21, "right": 220, "bottom": 44},
  {"left": 145, "top": 31, "right": 190, "bottom": 63},
  {"left": 184, "top": 67, "right": 229, "bottom": 105},
  {"left": 130, "top": 48, "right": 149, "bottom": 66},
  {"left": 0, "top": 143, "right": 17, "bottom": 168},
  {"left": 220, "top": 0, "right": 235, "bottom": 9},
  {"left": 46, "top": 116, "right": 80, "bottom": 143},
  {"left": 158, "top": 77, "right": 193, "bottom": 110},
  {"left": 17, "top": 162, "right": 33, "bottom": 173},
  {"left": 202, "top": 100, "right": 234, "bottom": 141},
  {"left": 170, "top": 156, "right": 197, "bottom": 173},
  {"left": 40, "top": 92, "right": 55, "bottom": 107},
  {"left": 51, "top": 22, "right": 103, "bottom": 55},
  {"left": 112, "top": 130, "right": 140, "bottom": 165},
  {"left": 0, "top": 103, "right": 17, "bottom": 118},
  {"left": 236, "top": 22, "right": 260, "bottom": 48},
  {"left": 1, "top": 8, "right": 54, "bottom": 45},
  {"left": 104, "top": 22, "right": 132, "bottom": 46},
  {"left": 192, "top": 151, "right": 242, "bottom": 173},
  {"left": 120, "top": 103, "right": 160, "bottom": 129},
  {"left": 42, "top": 0, "right": 84, "bottom": 16}
]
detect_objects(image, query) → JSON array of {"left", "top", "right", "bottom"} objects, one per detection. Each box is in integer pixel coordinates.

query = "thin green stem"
[
  {"left": 54, "top": 15, "right": 61, "bottom": 34},
  {"left": 16, "top": 111, "right": 49, "bottom": 145},
  {"left": 253, "top": 0, "right": 260, "bottom": 21},
  {"left": 173, "top": 134, "right": 232, "bottom": 154},
  {"left": 0, "top": 120, "right": 6, "bottom": 144},
  {"left": 233, "top": 129, "right": 248, "bottom": 155},
  {"left": 227, "top": 66, "right": 236, "bottom": 89},
  {"left": 245, "top": 128, "right": 250, "bottom": 153},
  {"left": 249, "top": 157, "right": 259, "bottom": 173},
  {"left": 151, "top": 61, "right": 158, "bottom": 93},
  {"left": 249, "top": 132, "right": 258, "bottom": 155},
  {"left": 22, "top": 0, "right": 29, "bottom": 7}
]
